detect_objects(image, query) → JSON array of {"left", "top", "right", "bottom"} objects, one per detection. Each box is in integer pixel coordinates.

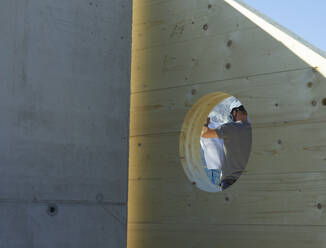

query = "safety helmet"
[
  {"left": 229, "top": 99, "right": 242, "bottom": 113},
  {"left": 229, "top": 99, "right": 246, "bottom": 121}
]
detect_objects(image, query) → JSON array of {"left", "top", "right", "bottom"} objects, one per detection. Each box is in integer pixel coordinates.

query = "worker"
[{"left": 201, "top": 100, "right": 252, "bottom": 190}]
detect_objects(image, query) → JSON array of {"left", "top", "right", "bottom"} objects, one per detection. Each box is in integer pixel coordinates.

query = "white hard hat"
[{"left": 229, "top": 99, "right": 242, "bottom": 113}]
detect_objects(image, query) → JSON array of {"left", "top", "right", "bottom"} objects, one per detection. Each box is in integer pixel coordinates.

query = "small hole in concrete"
[
  {"left": 225, "top": 197, "right": 229, "bottom": 202},
  {"left": 225, "top": 63, "right": 231, "bottom": 70},
  {"left": 275, "top": 103, "right": 279, "bottom": 107},
  {"left": 317, "top": 203, "right": 322, "bottom": 209},
  {"left": 311, "top": 100, "right": 317, "bottom": 106},
  {"left": 191, "top": 89, "right": 197, "bottom": 95},
  {"left": 307, "top": 82, "right": 313, "bottom": 88},
  {"left": 47, "top": 204, "right": 58, "bottom": 216},
  {"left": 208, "top": 4, "right": 212, "bottom": 9},
  {"left": 277, "top": 139, "right": 282, "bottom": 145},
  {"left": 203, "top": 24, "right": 208, "bottom": 31},
  {"left": 227, "top": 40, "right": 232, "bottom": 47}
]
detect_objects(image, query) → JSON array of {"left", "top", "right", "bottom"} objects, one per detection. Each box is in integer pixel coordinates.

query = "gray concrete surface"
[{"left": 0, "top": 0, "right": 131, "bottom": 247}]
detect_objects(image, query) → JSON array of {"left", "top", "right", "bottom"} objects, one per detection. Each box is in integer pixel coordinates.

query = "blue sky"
[{"left": 243, "top": 0, "right": 326, "bottom": 52}]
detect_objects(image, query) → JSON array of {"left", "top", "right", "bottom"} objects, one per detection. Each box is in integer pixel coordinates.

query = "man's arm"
[{"left": 201, "top": 126, "right": 220, "bottom": 138}]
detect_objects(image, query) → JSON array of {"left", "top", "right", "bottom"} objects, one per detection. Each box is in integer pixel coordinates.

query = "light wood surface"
[
  {"left": 128, "top": 223, "right": 326, "bottom": 248},
  {"left": 128, "top": 0, "right": 326, "bottom": 247}
]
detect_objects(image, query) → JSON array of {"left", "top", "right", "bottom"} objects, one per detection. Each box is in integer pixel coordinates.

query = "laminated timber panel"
[
  {"left": 129, "top": 119, "right": 326, "bottom": 178},
  {"left": 130, "top": 68, "right": 325, "bottom": 136},
  {"left": 128, "top": 0, "right": 326, "bottom": 247},
  {"left": 131, "top": 27, "right": 308, "bottom": 92},
  {"left": 128, "top": 172, "right": 326, "bottom": 225},
  {"left": 128, "top": 224, "right": 326, "bottom": 248},
  {"left": 133, "top": 0, "right": 255, "bottom": 50}
]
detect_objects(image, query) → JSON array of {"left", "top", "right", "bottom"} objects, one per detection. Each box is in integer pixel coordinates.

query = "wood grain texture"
[
  {"left": 131, "top": 26, "right": 308, "bottom": 92},
  {"left": 131, "top": 69, "right": 326, "bottom": 136},
  {"left": 129, "top": 118, "right": 326, "bottom": 180},
  {"left": 128, "top": 223, "right": 326, "bottom": 248},
  {"left": 129, "top": 0, "right": 326, "bottom": 246},
  {"left": 128, "top": 172, "right": 326, "bottom": 225},
  {"left": 133, "top": 1, "right": 255, "bottom": 50}
]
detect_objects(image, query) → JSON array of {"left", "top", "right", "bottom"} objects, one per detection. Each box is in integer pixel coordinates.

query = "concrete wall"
[
  {"left": 129, "top": 0, "right": 326, "bottom": 247},
  {"left": 0, "top": 0, "right": 131, "bottom": 247}
]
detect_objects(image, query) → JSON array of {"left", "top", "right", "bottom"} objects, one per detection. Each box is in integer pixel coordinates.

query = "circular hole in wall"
[{"left": 179, "top": 92, "right": 252, "bottom": 192}]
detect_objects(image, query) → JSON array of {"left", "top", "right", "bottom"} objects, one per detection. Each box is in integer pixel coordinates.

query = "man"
[{"left": 201, "top": 102, "right": 252, "bottom": 190}]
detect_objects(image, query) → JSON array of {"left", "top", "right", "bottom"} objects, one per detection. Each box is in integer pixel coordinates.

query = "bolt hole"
[
  {"left": 47, "top": 204, "right": 58, "bottom": 216},
  {"left": 322, "top": 98, "right": 326, "bottom": 106},
  {"left": 277, "top": 139, "right": 282, "bottom": 145},
  {"left": 203, "top": 24, "right": 208, "bottom": 31},
  {"left": 307, "top": 82, "right": 313, "bottom": 88},
  {"left": 227, "top": 40, "right": 232, "bottom": 47},
  {"left": 208, "top": 4, "right": 212, "bottom": 9},
  {"left": 225, "top": 197, "right": 229, "bottom": 202},
  {"left": 317, "top": 203, "right": 322, "bottom": 209},
  {"left": 225, "top": 63, "right": 231, "bottom": 70}
]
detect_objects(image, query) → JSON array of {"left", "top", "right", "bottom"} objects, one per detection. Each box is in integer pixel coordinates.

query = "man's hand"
[
  {"left": 201, "top": 126, "right": 219, "bottom": 138},
  {"left": 201, "top": 126, "right": 209, "bottom": 136}
]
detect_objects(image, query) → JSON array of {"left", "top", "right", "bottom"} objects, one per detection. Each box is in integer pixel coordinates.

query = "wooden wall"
[{"left": 128, "top": 0, "right": 326, "bottom": 247}]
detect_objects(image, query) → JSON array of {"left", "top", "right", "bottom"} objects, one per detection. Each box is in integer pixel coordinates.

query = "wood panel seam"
[{"left": 131, "top": 66, "right": 312, "bottom": 94}]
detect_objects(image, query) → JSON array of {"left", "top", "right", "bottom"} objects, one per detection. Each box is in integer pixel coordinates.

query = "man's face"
[
  {"left": 232, "top": 110, "right": 248, "bottom": 122},
  {"left": 231, "top": 109, "right": 238, "bottom": 121}
]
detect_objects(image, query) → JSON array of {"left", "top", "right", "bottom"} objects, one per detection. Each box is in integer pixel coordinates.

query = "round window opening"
[{"left": 179, "top": 92, "right": 252, "bottom": 192}]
